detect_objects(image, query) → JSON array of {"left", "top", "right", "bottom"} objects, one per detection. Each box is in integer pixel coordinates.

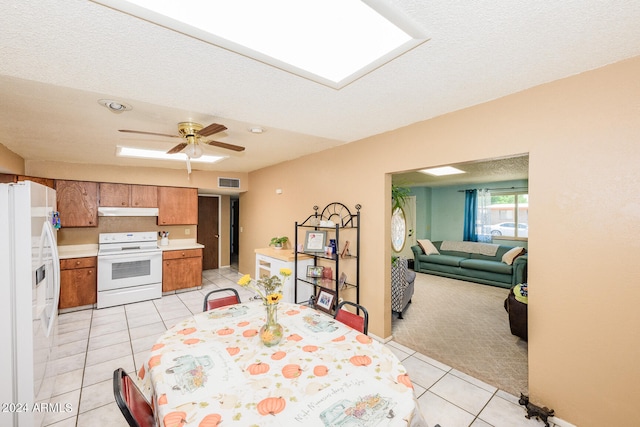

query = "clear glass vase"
[{"left": 260, "top": 303, "right": 283, "bottom": 347}]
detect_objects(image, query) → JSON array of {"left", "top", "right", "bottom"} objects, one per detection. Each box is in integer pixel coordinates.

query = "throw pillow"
[
  {"left": 417, "top": 239, "right": 439, "bottom": 255},
  {"left": 502, "top": 246, "right": 525, "bottom": 265}
]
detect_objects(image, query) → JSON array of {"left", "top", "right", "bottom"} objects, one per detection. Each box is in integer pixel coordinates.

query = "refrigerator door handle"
[{"left": 39, "top": 221, "right": 60, "bottom": 338}]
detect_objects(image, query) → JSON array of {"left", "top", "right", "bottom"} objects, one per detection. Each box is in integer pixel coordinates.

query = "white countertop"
[{"left": 58, "top": 239, "right": 203, "bottom": 259}]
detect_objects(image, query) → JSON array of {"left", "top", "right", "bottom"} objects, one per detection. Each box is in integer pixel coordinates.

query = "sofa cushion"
[
  {"left": 502, "top": 246, "right": 525, "bottom": 265},
  {"left": 417, "top": 239, "right": 439, "bottom": 255},
  {"left": 419, "top": 254, "right": 466, "bottom": 267},
  {"left": 459, "top": 258, "right": 513, "bottom": 274}
]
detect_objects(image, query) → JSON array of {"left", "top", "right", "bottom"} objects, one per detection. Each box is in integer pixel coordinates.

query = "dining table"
[{"left": 138, "top": 300, "right": 427, "bottom": 427}]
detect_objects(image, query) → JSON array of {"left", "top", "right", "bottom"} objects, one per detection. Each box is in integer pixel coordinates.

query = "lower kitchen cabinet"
[
  {"left": 59, "top": 257, "right": 97, "bottom": 309},
  {"left": 162, "top": 248, "right": 203, "bottom": 292}
]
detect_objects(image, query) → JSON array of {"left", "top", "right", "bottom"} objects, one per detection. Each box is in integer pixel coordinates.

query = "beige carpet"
[{"left": 392, "top": 272, "right": 528, "bottom": 396}]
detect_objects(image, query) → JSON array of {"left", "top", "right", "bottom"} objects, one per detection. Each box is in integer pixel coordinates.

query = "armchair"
[{"left": 391, "top": 257, "right": 416, "bottom": 319}]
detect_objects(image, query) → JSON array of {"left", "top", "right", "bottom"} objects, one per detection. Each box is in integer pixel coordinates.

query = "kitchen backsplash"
[{"left": 57, "top": 216, "right": 196, "bottom": 246}]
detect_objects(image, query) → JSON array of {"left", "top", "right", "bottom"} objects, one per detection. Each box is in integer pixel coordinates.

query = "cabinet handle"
[{"left": 75, "top": 261, "right": 80, "bottom": 266}]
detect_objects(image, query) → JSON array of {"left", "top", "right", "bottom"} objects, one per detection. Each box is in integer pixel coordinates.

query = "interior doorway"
[
  {"left": 197, "top": 196, "right": 219, "bottom": 270},
  {"left": 230, "top": 197, "right": 239, "bottom": 269}
]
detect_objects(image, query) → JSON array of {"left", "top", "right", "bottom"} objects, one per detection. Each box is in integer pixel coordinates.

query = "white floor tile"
[
  {"left": 82, "top": 354, "right": 134, "bottom": 387},
  {"left": 401, "top": 355, "right": 448, "bottom": 390},
  {"left": 87, "top": 329, "right": 130, "bottom": 351},
  {"left": 76, "top": 401, "right": 130, "bottom": 427},
  {"left": 418, "top": 390, "right": 476, "bottom": 427},
  {"left": 429, "top": 373, "right": 494, "bottom": 415},
  {"left": 128, "top": 321, "right": 167, "bottom": 340},
  {"left": 478, "top": 394, "right": 542, "bottom": 427},
  {"left": 78, "top": 379, "right": 114, "bottom": 414},
  {"left": 52, "top": 368, "right": 84, "bottom": 397},
  {"left": 85, "top": 341, "right": 133, "bottom": 367},
  {"left": 42, "top": 388, "right": 80, "bottom": 426}
]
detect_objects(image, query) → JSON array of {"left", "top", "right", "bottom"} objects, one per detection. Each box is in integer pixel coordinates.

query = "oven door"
[{"left": 97, "top": 250, "right": 162, "bottom": 291}]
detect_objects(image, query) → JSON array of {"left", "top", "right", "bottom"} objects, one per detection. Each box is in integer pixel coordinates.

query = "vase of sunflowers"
[{"left": 237, "top": 268, "right": 291, "bottom": 347}]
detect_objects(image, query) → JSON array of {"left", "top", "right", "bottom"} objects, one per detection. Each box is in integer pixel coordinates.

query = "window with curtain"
[{"left": 464, "top": 189, "right": 492, "bottom": 242}]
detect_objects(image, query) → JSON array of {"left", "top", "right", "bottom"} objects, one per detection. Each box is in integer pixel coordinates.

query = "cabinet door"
[
  {"left": 162, "top": 256, "right": 202, "bottom": 292},
  {"left": 99, "top": 183, "right": 130, "bottom": 206},
  {"left": 157, "top": 187, "right": 198, "bottom": 225},
  {"left": 59, "top": 266, "right": 97, "bottom": 309},
  {"left": 131, "top": 185, "right": 157, "bottom": 207},
  {"left": 55, "top": 180, "right": 99, "bottom": 227}
]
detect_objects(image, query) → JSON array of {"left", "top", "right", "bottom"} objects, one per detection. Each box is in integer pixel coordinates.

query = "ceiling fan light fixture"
[
  {"left": 184, "top": 142, "right": 203, "bottom": 159},
  {"left": 98, "top": 99, "right": 132, "bottom": 113}
]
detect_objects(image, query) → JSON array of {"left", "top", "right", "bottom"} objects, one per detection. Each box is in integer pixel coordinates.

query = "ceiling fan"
[{"left": 119, "top": 121, "right": 245, "bottom": 158}]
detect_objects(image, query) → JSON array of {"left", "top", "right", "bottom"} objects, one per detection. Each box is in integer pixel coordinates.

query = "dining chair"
[
  {"left": 334, "top": 300, "right": 369, "bottom": 335},
  {"left": 203, "top": 287, "right": 241, "bottom": 311},
  {"left": 113, "top": 368, "right": 156, "bottom": 427}
]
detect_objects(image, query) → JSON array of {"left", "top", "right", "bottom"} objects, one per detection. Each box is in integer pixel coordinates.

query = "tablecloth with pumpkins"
[{"left": 138, "top": 300, "right": 427, "bottom": 427}]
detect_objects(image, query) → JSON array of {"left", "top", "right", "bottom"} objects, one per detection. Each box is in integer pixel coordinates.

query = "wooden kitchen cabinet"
[
  {"left": 0, "top": 174, "right": 55, "bottom": 188},
  {"left": 162, "top": 248, "right": 202, "bottom": 292},
  {"left": 99, "top": 183, "right": 157, "bottom": 207},
  {"left": 157, "top": 186, "right": 198, "bottom": 225},
  {"left": 55, "top": 180, "right": 99, "bottom": 227},
  {"left": 59, "top": 257, "right": 97, "bottom": 309}
]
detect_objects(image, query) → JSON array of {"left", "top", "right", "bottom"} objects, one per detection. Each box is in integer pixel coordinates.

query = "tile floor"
[{"left": 46, "top": 267, "right": 560, "bottom": 427}]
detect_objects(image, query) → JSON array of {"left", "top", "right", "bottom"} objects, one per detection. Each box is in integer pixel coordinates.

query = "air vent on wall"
[{"left": 218, "top": 177, "right": 240, "bottom": 188}]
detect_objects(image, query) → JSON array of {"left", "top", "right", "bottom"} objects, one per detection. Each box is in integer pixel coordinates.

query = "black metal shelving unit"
[{"left": 294, "top": 202, "right": 361, "bottom": 311}]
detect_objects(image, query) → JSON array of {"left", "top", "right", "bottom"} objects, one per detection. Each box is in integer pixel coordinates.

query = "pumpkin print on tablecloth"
[
  {"left": 313, "top": 365, "right": 329, "bottom": 376},
  {"left": 247, "top": 362, "right": 270, "bottom": 375},
  {"left": 242, "top": 329, "right": 258, "bottom": 337},
  {"left": 257, "top": 397, "right": 286, "bottom": 416},
  {"left": 356, "top": 334, "right": 372, "bottom": 344},
  {"left": 158, "top": 394, "right": 168, "bottom": 405},
  {"left": 286, "top": 334, "right": 303, "bottom": 342},
  {"left": 302, "top": 345, "right": 318, "bottom": 352},
  {"left": 226, "top": 347, "right": 240, "bottom": 356},
  {"left": 138, "top": 365, "right": 145, "bottom": 380},
  {"left": 237, "top": 321, "right": 250, "bottom": 327},
  {"left": 151, "top": 343, "right": 165, "bottom": 351},
  {"left": 217, "top": 327, "right": 234, "bottom": 336},
  {"left": 177, "top": 327, "right": 196, "bottom": 335},
  {"left": 281, "top": 364, "right": 302, "bottom": 379},
  {"left": 271, "top": 351, "right": 286, "bottom": 360},
  {"left": 198, "top": 413, "right": 222, "bottom": 427},
  {"left": 349, "top": 355, "right": 372, "bottom": 367},
  {"left": 397, "top": 373, "right": 413, "bottom": 388},
  {"left": 183, "top": 338, "right": 201, "bottom": 345},
  {"left": 148, "top": 355, "right": 162, "bottom": 369},
  {"left": 285, "top": 309, "right": 300, "bottom": 315},
  {"left": 332, "top": 335, "right": 346, "bottom": 342},
  {"left": 163, "top": 410, "right": 187, "bottom": 427}
]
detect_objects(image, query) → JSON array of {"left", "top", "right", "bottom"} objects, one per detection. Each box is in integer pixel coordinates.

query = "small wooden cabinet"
[
  {"left": 162, "top": 248, "right": 203, "bottom": 292},
  {"left": 59, "top": 257, "right": 97, "bottom": 309},
  {"left": 0, "top": 174, "right": 55, "bottom": 188},
  {"left": 55, "top": 180, "right": 99, "bottom": 227},
  {"left": 99, "top": 183, "right": 157, "bottom": 207},
  {"left": 157, "top": 186, "right": 198, "bottom": 225}
]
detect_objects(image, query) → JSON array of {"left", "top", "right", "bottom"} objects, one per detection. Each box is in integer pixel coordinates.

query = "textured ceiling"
[{"left": 1, "top": 0, "right": 640, "bottom": 175}]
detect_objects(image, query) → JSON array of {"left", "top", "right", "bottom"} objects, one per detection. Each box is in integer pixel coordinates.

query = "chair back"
[
  {"left": 334, "top": 300, "right": 369, "bottom": 334},
  {"left": 203, "top": 288, "right": 241, "bottom": 311},
  {"left": 113, "top": 368, "right": 156, "bottom": 427}
]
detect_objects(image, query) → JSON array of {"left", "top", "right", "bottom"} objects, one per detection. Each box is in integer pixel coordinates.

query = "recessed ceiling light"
[
  {"left": 419, "top": 166, "right": 466, "bottom": 176},
  {"left": 90, "top": 0, "right": 428, "bottom": 89},
  {"left": 249, "top": 127, "right": 265, "bottom": 134},
  {"left": 117, "top": 146, "right": 225, "bottom": 163},
  {"left": 98, "top": 99, "right": 132, "bottom": 113}
]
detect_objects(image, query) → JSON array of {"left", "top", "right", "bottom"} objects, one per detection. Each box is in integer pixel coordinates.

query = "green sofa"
[{"left": 411, "top": 240, "right": 528, "bottom": 289}]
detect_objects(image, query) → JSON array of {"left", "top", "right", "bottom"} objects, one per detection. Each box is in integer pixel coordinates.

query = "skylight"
[
  {"left": 91, "top": 0, "right": 428, "bottom": 88},
  {"left": 117, "top": 146, "right": 226, "bottom": 164},
  {"left": 419, "top": 166, "right": 466, "bottom": 176}
]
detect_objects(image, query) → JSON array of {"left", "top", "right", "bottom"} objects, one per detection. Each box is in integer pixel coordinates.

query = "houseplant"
[{"left": 269, "top": 236, "right": 289, "bottom": 249}]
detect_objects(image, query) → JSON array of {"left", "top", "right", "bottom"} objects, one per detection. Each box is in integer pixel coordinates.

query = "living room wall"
[{"left": 240, "top": 56, "right": 640, "bottom": 425}]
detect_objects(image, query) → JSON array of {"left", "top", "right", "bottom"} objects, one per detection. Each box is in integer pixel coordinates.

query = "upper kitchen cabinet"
[
  {"left": 99, "top": 183, "right": 157, "bottom": 207},
  {"left": 0, "top": 174, "right": 55, "bottom": 189},
  {"left": 157, "top": 186, "right": 198, "bottom": 225},
  {"left": 55, "top": 180, "right": 99, "bottom": 227}
]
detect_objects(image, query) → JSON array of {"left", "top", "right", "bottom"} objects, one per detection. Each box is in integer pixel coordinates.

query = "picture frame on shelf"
[
  {"left": 340, "top": 240, "right": 350, "bottom": 258},
  {"left": 306, "top": 265, "right": 324, "bottom": 278},
  {"left": 304, "top": 230, "right": 326, "bottom": 253},
  {"left": 338, "top": 272, "right": 348, "bottom": 290},
  {"left": 315, "top": 288, "right": 336, "bottom": 314}
]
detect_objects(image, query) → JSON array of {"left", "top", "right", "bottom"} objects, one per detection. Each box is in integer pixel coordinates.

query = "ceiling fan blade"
[
  {"left": 166, "top": 143, "right": 187, "bottom": 154},
  {"left": 205, "top": 140, "right": 245, "bottom": 152},
  {"left": 119, "top": 129, "right": 181, "bottom": 138},
  {"left": 197, "top": 123, "right": 227, "bottom": 137}
]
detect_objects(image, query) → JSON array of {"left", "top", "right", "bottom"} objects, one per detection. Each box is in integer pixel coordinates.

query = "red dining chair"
[
  {"left": 113, "top": 368, "right": 156, "bottom": 427},
  {"left": 203, "top": 287, "right": 241, "bottom": 311},
  {"left": 334, "top": 300, "right": 369, "bottom": 335}
]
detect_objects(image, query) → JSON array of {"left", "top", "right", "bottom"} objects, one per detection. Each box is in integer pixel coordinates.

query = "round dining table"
[{"left": 138, "top": 300, "right": 427, "bottom": 427}]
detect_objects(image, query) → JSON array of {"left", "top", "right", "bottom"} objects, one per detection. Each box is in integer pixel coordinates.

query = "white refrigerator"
[{"left": 0, "top": 181, "right": 60, "bottom": 427}]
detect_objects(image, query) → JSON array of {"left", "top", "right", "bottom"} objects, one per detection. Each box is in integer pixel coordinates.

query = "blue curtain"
[{"left": 463, "top": 190, "right": 478, "bottom": 241}]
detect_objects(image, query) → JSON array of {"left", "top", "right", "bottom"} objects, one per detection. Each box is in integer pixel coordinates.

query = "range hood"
[{"left": 97, "top": 207, "right": 159, "bottom": 217}]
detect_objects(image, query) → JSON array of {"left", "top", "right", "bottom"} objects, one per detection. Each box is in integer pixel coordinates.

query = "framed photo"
[
  {"left": 304, "top": 230, "right": 327, "bottom": 253},
  {"left": 306, "top": 265, "right": 324, "bottom": 278},
  {"left": 338, "top": 272, "right": 347, "bottom": 290},
  {"left": 315, "top": 288, "right": 336, "bottom": 314}
]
